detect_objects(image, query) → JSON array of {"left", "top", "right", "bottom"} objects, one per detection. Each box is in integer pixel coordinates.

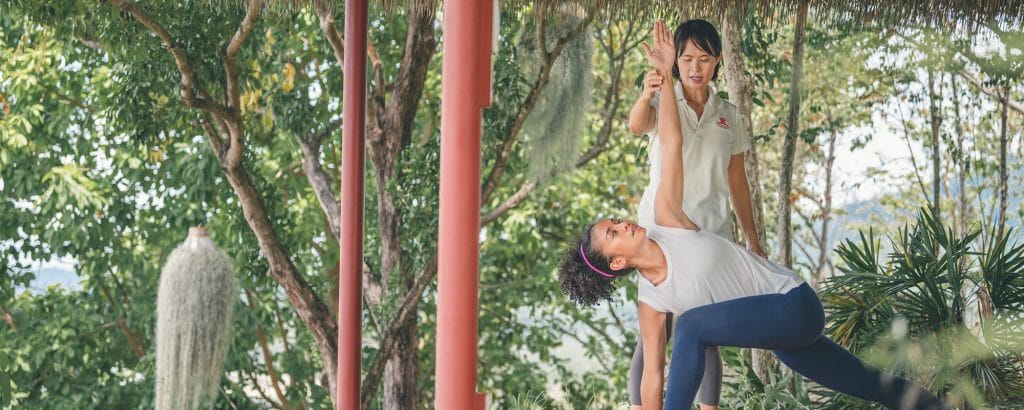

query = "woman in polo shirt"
[{"left": 624, "top": 19, "right": 764, "bottom": 410}]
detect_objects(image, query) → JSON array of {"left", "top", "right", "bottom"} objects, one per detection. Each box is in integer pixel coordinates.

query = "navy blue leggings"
[{"left": 664, "top": 283, "right": 945, "bottom": 410}]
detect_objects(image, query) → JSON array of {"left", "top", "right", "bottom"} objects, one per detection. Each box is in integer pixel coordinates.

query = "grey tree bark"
[
  {"left": 360, "top": 7, "right": 438, "bottom": 408},
  {"left": 720, "top": 0, "right": 778, "bottom": 382},
  {"left": 721, "top": 1, "right": 768, "bottom": 251},
  {"left": 927, "top": 68, "right": 943, "bottom": 219},
  {"left": 777, "top": 0, "right": 808, "bottom": 270},
  {"left": 997, "top": 85, "right": 1010, "bottom": 243},
  {"left": 815, "top": 115, "right": 837, "bottom": 288},
  {"left": 949, "top": 76, "right": 968, "bottom": 237}
]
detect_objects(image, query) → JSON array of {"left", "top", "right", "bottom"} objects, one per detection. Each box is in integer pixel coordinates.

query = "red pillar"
[
  {"left": 338, "top": 0, "right": 367, "bottom": 408},
  {"left": 435, "top": 0, "right": 493, "bottom": 408}
]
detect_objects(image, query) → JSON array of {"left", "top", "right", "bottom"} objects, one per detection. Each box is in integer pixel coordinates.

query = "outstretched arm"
[
  {"left": 639, "top": 302, "right": 667, "bottom": 410},
  {"left": 642, "top": 21, "right": 699, "bottom": 231}
]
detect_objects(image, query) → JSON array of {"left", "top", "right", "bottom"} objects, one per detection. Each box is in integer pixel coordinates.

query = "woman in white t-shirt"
[
  {"left": 624, "top": 18, "right": 764, "bottom": 410},
  {"left": 557, "top": 20, "right": 945, "bottom": 410}
]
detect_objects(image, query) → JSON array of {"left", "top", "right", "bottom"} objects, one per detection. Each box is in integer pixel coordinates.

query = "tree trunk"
[
  {"left": 816, "top": 118, "right": 837, "bottom": 288},
  {"left": 364, "top": 8, "right": 437, "bottom": 409},
  {"left": 297, "top": 133, "right": 341, "bottom": 240},
  {"left": 777, "top": 0, "right": 808, "bottom": 269},
  {"left": 996, "top": 85, "right": 1010, "bottom": 242},
  {"left": 950, "top": 75, "right": 968, "bottom": 237},
  {"left": 383, "top": 313, "right": 419, "bottom": 409},
  {"left": 927, "top": 68, "right": 943, "bottom": 218},
  {"left": 721, "top": 1, "right": 768, "bottom": 251},
  {"left": 220, "top": 161, "right": 339, "bottom": 400},
  {"left": 721, "top": 1, "right": 778, "bottom": 382}
]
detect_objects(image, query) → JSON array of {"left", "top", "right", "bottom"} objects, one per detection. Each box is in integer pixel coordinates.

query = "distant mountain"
[
  {"left": 17, "top": 266, "right": 81, "bottom": 295},
  {"left": 797, "top": 157, "right": 1024, "bottom": 272}
]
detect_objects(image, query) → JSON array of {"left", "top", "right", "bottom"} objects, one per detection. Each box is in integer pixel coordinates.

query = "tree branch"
[
  {"left": 481, "top": 180, "right": 537, "bottom": 226},
  {"left": 313, "top": 0, "right": 344, "bottom": 75},
  {"left": 360, "top": 254, "right": 437, "bottom": 409},
  {"left": 41, "top": 83, "right": 97, "bottom": 114},
  {"left": 381, "top": 7, "right": 437, "bottom": 151},
  {"left": 618, "top": 19, "right": 648, "bottom": 60},
  {"left": 795, "top": 186, "right": 824, "bottom": 214},
  {"left": 576, "top": 21, "right": 639, "bottom": 168},
  {"left": 271, "top": 300, "right": 293, "bottom": 353},
  {"left": 76, "top": 35, "right": 106, "bottom": 51},
  {"left": 961, "top": 71, "right": 1024, "bottom": 115},
  {"left": 606, "top": 303, "right": 628, "bottom": 339},
  {"left": 363, "top": 293, "right": 383, "bottom": 337},
  {"left": 551, "top": 324, "right": 614, "bottom": 374},
  {"left": 367, "top": 40, "right": 388, "bottom": 106},
  {"left": 98, "top": 284, "right": 144, "bottom": 359},
  {"left": 108, "top": 0, "right": 231, "bottom": 120},
  {"left": 245, "top": 370, "right": 286, "bottom": 410},
  {"left": 199, "top": 117, "right": 227, "bottom": 161},
  {"left": 256, "top": 328, "right": 291, "bottom": 409},
  {"left": 794, "top": 237, "right": 816, "bottom": 272},
  {"left": 893, "top": 98, "right": 932, "bottom": 206},
  {"left": 220, "top": 0, "right": 261, "bottom": 169},
  {"left": 297, "top": 118, "right": 344, "bottom": 240},
  {"left": 224, "top": 0, "right": 262, "bottom": 112},
  {"left": 793, "top": 203, "right": 822, "bottom": 244},
  {"left": 0, "top": 306, "right": 15, "bottom": 331},
  {"left": 243, "top": 288, "right": 291, "bottom": 410}
]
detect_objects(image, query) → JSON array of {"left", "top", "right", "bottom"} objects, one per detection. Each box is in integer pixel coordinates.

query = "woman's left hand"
[{"left": 641, "top": 20, "right": 675, "bottom": 75}]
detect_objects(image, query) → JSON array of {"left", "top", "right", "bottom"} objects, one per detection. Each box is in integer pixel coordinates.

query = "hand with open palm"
[{"left": 642, "top": 20, "right": 676, "bottom": 76}]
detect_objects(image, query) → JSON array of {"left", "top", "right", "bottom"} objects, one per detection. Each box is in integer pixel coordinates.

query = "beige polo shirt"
[{"left": 636, "top": 83, "right": 751, "bottom": 239}]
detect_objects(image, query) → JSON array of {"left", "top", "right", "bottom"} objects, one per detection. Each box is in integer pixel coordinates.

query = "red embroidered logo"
[{"left": 717, "top": 117, "right": 730, "bottom": 129}]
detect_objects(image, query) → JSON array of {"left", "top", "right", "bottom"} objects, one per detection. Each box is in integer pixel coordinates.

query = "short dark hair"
[
  {"left": 557, "top": 223, "right": 634, "bottom": 306},
  {"left": 671, "top": 19, "right": 723, "bottom": 81}
]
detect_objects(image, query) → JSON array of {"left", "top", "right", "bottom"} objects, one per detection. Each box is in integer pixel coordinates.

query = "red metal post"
[
  {"left": 436, "top": 0, "right": 493, "bottom": 408},
  {"left": 338, "top": 0, "right": 367, "bottom": 408}
]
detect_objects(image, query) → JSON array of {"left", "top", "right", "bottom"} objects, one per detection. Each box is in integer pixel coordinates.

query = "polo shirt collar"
[{"left": 674, "top": 82, "right": 722, "bottom": 117}]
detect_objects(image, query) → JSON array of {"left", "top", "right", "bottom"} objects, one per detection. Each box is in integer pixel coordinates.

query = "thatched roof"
[
  {"left": 366, "top": 0, "right": 1024, "bottom": 30},
  {"left": 528, "top": 0, "right": 1021, "bottom": 28}
]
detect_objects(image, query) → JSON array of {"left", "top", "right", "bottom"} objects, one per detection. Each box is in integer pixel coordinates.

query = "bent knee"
[{"left": 675, "top": 309, "right": 713, "bottom": 339}]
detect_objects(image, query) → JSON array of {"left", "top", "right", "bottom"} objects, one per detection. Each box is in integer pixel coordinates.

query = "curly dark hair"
[{"left": 557, "top": 222, "right": 635, "bottom": 306}]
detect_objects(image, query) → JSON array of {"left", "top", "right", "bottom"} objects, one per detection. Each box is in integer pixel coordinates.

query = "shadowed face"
[
  {"left": 676, "top": 40, "right": 721, "bottom": 91},
  {"left": 588, "top": 218, "right": 647, "bottom": 272}
]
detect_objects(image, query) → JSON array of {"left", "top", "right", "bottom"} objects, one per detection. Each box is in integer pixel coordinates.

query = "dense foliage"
[{"left": 1, "top": 1, "right": 1021, "bottom": 409}]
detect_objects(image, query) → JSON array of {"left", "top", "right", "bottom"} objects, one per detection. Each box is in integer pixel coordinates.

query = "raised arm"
[
  {"left": 642, "top": 21, "right": 699, "bottom": 231},
  {"left": 639, "top": 302, "right": 667, "bottom": 410}
]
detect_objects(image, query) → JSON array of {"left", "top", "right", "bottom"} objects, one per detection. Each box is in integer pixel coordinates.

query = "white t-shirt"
[
  {"left": 638, "top": 224, "right": 803, "bottom": 315},
  {"left": 636, "top": 83, "right": 751, "bottom": 239}
]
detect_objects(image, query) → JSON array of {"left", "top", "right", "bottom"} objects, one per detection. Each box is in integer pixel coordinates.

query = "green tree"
[
  {"left": 1, "top": 1, "right": 645, "bottom": 407},
  {"left": 824, "top": 210, "right": 1024, "bottom": 408}
]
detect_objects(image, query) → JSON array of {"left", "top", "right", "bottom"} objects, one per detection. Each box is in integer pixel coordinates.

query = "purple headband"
[{"left": 580, "top": 244, "right": 615, "bottom": 278}]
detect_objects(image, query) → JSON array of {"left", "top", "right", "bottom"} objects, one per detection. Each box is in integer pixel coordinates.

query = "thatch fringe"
[{"left": 257, "top": 0, "right": 1023, "bottom": 29}]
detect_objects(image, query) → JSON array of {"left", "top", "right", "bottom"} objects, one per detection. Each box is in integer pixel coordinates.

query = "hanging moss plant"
[
  {"left": 519, "top": 6, "right": 594, "bottom": 182},
  {"left": 155, "top": 227, "right": 237, "bottom": 410}
]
